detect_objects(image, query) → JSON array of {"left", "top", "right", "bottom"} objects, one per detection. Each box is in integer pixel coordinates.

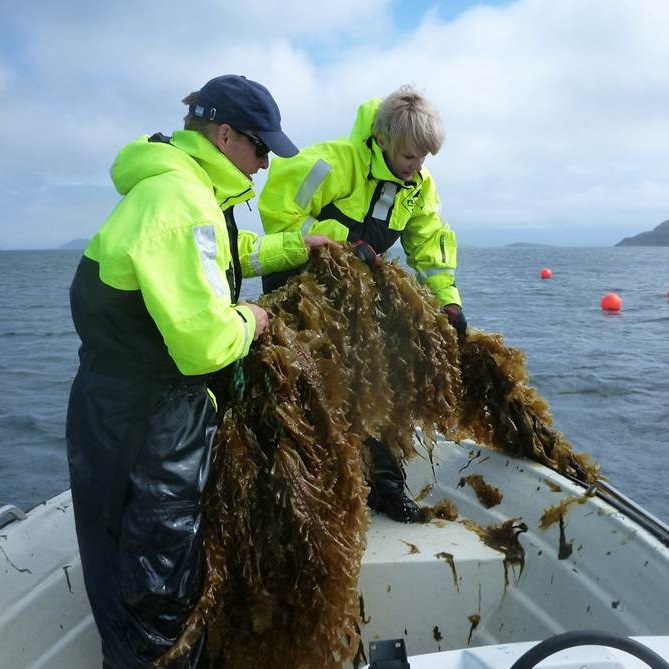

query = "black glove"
[
  {"left": 441, "top": 304, "right": 467, "bottom": 336},
  {"left": 352, "top": 240, "right": 380, "bottom": 270}
]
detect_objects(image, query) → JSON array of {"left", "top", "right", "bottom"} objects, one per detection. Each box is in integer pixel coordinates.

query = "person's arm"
[
  {"left": 237, "top": 229, "right": 341, "bottom": 278},
  {"left": 258, "top": 143, "right": 354, "bottom": 243},
  {"left": 130, "top": 220, "right": 256, "bottom": 376},
  {"left": 400, "top": 171, "right": 462, "bottom": 308}
]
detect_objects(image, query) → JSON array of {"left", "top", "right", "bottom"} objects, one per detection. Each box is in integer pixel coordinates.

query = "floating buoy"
[
  {"left": 540, "top": 267, "right": 552, "bottom": 279},
  {"left": 601, "top": 292, "right": 622, "bottom": 312}
]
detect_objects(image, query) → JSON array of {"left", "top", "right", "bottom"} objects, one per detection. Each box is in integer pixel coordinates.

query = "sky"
[{"left": 0, "top": 0, "right": 667, "bottom": 249}]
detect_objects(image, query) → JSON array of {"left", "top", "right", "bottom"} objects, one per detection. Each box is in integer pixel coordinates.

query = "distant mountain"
[
  {"left": 59, "top": 238, "right": 89, "bottom": 250},
  {"left": 615, "top": 220, "right": 669, "bottom": 246}
]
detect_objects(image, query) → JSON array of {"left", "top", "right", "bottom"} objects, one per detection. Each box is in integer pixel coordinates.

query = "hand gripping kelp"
[{"left": 157, "top": 246, "right": 599, "bottom": 668}]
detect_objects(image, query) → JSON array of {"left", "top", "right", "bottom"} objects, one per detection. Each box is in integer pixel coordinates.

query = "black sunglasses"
[{"left": 234, "top": 128, "right": 270, "bottom": 158}]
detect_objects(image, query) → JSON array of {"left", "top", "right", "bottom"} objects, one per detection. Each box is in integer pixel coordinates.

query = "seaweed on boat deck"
[
  {"left": 539, "top": 494, "right": 590, "bottom": 560},
  {"left": 540, "top": 494, "right": 590, "bottom": 530},
  {"left": 467, "top": 614, "right": 481, "bottom": 644},
  {"left": 157, "top": 247, "right": 600, "bottom": 668},
  {"left": 424, "top": 498, "right": 459, "bottom": 522},
  {"left": 462, "top": 518, "right": 529, "bottom": 588},
  {"left": 435, "top": 551, "right": 459, "bottom": 590},
  {"left": 458, "top": 474, "right": 504, "bottom": 508}
]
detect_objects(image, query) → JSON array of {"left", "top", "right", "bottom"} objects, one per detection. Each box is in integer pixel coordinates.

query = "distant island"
[
  {"left": 615, "top": 220, "right": 669, "bottom": 246},
  {"left": 59, "top": 238, "right": 89, "bottom": 250}
]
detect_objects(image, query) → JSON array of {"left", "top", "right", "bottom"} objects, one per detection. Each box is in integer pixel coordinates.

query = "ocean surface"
[{"left": 1, "top": 247, "right": 668, "bottom": 522}]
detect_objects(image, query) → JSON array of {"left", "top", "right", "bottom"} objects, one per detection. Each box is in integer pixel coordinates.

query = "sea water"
[{"left": 1, "top": 247, "right": 667, "bottom": 521}]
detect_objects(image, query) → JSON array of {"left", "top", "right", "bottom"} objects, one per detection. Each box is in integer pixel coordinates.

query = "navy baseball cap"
[{"left": 190, "top": 75, "right": 298, "bottom": 157}]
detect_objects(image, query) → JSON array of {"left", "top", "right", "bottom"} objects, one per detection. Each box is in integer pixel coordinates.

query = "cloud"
[{"left": 0, "top": 0, "right": 667, "bottom": 248}]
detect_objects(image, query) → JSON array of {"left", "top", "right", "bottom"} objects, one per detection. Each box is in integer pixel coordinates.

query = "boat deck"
[
  {"left": 358, "top": 438, "right": 669, "bottom": 657},
  {"left": 1, "top": 439, "right": 668, "bottom": 667},
  {"left": 360, "top": 512, "right": 507, "bottom": 654}
]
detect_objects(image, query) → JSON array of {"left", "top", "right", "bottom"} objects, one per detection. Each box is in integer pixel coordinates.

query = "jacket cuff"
[
  {"left": 433, "top": 285, "right": 462, "bottom": 308},
  {"left": 259, "top": 231, "right": 309, "bottom": 275},
  {"left": 234, "top": 305, "right": 255, "bottom": 357}
]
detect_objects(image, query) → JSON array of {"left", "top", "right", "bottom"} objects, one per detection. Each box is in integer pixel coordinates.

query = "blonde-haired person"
[
  {"left": 259, "top": 84, "right": 465, "bottom": 523},
  {"left": 374, "top": 84, "right": 444, "bottom": 161}
]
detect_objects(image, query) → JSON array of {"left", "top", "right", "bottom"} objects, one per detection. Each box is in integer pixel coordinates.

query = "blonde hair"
[{"left": 373, "top": 84, "right": 444, "bottom": 156}]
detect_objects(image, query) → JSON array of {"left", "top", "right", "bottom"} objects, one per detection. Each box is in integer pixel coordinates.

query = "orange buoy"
[
  {"left": 601, "top": 292, "right": 622, "bottom": 312},
  {"left": 540, "top": 267, "right": 552, "bottom": 279}
]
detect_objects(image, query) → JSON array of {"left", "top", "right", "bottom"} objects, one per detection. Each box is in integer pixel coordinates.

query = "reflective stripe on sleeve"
[
  {"left": 248, "top": 253, "right": 262, "bottom": 274},
  {"left": 295, "top": 159, "right": 332, "bottom": 209},
  {"left": 417, "top": 266, "right": 455, "bottom": 283},
  {"left": 371, "top": 182, "right": 398, "bottom": 221},
  {"left": 193, "top": 225, "right": 227, "bottom": 297},
  {"left": 235, "top": 310, "right": 252, "bottom": 355},
  {"left": 301, "top": 215, "right": 317, "bottom": 235},
  {"left": 249, "top": 238, "right": 262, "bottom": 274}
]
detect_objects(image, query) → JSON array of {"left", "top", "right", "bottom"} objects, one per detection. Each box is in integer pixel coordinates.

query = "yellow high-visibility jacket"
[
  {"left": 77, "top": 130, "right": 310, "bottom": 376},
  {"left": 259, "top": 99, "right": 461, "bottom": 307}
]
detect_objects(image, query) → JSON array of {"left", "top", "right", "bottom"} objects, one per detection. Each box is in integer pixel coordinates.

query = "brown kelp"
[
  {"left": 458, "top": 330, "right": 598, "bottom": 481},
  {"left": 158, "top": 246, "right": 598, "bottom": 668}
]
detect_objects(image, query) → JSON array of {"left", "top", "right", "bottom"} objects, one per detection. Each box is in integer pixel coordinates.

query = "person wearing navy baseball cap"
[
  {"left": 187, "top": 74, "right": 299, "bottom": 158},
  {"left": 65, "top": 74, "right": 338, "bottom": 667}
]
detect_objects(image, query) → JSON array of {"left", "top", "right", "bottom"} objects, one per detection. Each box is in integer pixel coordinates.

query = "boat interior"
[{"left": 1, "top": 437, "right": 668, "bottom": 668}]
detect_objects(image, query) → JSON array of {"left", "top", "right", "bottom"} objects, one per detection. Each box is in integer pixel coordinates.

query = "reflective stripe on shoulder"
[
  {"left": 295, "top": 159, "right": 332, "bottom": 209},
  {"left": 193, "top": 225, "right": 227, "bottom": 297},
  {"left": 371, "top": 182, "right": 399, "bottom": 222}
]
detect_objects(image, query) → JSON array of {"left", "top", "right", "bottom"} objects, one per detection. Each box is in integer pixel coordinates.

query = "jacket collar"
[
  {"left": 170, "top": 130, "right": 255, "bottom": 208},
  {"left": 369, "top": 138, "right": 408, "bottom": 185}
]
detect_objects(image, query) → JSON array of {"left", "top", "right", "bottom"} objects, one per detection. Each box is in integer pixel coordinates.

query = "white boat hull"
[
  {"left": 358, "top": 438, "right": 669, "bottom": 657},
  {"left": 1, "top": 438, "right": 668, "bottom": 667},
  {"left": 0, "top": 491, "right": 100, "bottom": 667}
]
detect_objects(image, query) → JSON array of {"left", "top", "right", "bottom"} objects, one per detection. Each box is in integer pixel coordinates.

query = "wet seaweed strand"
[
  {"left": 458, "top": 331, "right": 598, "bottom": 482},
  {"left": 159, "top": 246, "right": 599, "bottom": 668}
]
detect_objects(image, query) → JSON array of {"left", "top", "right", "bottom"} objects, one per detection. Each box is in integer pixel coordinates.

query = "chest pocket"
[
  {"left": 316, "top": 179, "right": 421, "bottom": 254},
  {"left": 357, "top": 181, "right": 398, "bottom": 252},
  {"left": 331, "top": 181, "right": 403, "bottom": 253},
  {"left": 362, "top": 180, "right": 427, "bottom": 253}
]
